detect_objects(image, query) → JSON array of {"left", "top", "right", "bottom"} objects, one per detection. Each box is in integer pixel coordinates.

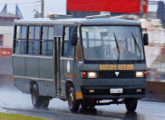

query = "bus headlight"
[
  {"left": 87, "top": 72, "right": 97, "bottom": 79},
  {"left": 136, "top": 71, "right": 146, "bottom": 78},
  {"left": 136, "top": 71, "right": 144, "bottom": 78}
]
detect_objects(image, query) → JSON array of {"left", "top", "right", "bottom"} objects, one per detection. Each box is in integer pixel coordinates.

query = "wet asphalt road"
[{"left": 0, "top": 87, "right": 165, "bottom": 120}]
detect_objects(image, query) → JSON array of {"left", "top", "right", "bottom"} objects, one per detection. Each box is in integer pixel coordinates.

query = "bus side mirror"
[
  {"left": 143, "top": 33, "right": 149, "bottom": 45},
  {"left": 71, "top": 32, "right": 78, "bottom": 46}
]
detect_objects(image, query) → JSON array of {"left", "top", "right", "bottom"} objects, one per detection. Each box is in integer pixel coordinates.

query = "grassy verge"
[{"left": 0, "top": 112, "right": 50, "bottom": 120}]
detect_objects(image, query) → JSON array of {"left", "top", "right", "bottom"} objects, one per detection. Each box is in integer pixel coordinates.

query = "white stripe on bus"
[
  {"left": 13, "top": 54, "right": 53, "bottom": 59},
  {"left": 13, "top": 54, "right": 74, "bottom": 60},
  {"left": 60, "top": 57, "right": 74, "bottom": 60},
  {"left": 14, "top": 75, "right": 54, "bottom": 82}
]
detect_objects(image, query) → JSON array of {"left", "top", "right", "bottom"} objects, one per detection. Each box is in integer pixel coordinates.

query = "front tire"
[
  {"left": 67, "top": 86, "right": 80, "bottom": 112},
  {"left": 124, "top": 98, "right": 137, "bottom": 112}
]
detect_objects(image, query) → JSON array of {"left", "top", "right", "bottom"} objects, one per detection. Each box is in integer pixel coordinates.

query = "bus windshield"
[{"left": 81, "top": 26, "right": 144, "bottom": 61}]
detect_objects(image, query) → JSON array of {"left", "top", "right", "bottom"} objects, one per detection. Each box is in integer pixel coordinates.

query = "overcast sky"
[
  {"left": 0, "top": 0, "right": 66, "bottom": 18},
  {"left": 0, "top": 0, "right": 164, "bottom": 18}
]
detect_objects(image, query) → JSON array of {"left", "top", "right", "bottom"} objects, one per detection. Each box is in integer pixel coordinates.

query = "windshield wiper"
[
  {"left": 131, "top": 32, "right": 141, "bottom": 62},
  {"left": 113, "top": 32, "right": 120, "bottom": 62}
]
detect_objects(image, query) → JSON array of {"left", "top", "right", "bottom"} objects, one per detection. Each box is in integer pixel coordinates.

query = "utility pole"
[
  {"left": 139, "top": 0, "right": 144, "bottom": 18},
  {"left": 41, "top": 0, "right": 44, "bottom": 18}
]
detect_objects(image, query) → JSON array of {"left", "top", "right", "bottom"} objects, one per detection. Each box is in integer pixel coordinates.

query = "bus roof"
[{"left": 14, "top": 18, "right": 140, "bottom": 26}]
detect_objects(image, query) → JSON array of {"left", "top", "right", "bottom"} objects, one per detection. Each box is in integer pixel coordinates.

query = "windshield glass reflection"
[{"left": 81, "top": 26, "right": 144, "bottom": 61}]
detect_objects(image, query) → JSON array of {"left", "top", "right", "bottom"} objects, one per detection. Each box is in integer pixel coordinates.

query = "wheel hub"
[
  {"left": 69, "top": 92, "right": 74, "bottom": 103},
  {"left": 32, "top": 90, "right": 37, "bottom": 104}
]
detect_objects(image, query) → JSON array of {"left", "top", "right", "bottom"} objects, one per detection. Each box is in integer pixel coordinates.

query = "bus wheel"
[
  {"left": 124, "top": 98, "right": 137, "bottom": 112},
  {"left": 40, "top": 97, "right": 50, "bottom": 109},
  {"left": 67, "top": 86, "right": 80, "bottom": 112},
  {"left": 31, "top": 84, "right": 42, "bottom": 108},
  {"left": 81, "top": 99, "right": 96, "bottom": 112}
]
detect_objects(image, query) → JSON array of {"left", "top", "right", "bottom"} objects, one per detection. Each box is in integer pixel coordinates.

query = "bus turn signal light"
[
  {"left": 81, "top": 72, "right": 87, "bottom": 79},
  {"left": 13, "top": 78, "right": 16, "bottom": 82},
  {"left": 76, "top": 92, "right": 83, "bottom": 99},
  {"left": 144, "top": 71, "right": 148, "bottom": 78}
]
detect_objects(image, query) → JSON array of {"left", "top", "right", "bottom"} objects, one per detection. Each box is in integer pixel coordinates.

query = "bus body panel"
[
  {"left": 13, "top": 56, "right": 26, "bottom": 76},
  {"left": 37, "top": 80, "right": 55, "bottom": 97},
  {"left": 14, "top": 76, "right": 56, "bottom": 97},
  {"left": 38, "top": 57, "right": 54, "bottom": 79},
  {"left": 14, "top": 78, "right": 30, "bottom": 93},
  {"left": 26, "top": 57, "right": 39, "bottom": 77},
  {"left": 59, "top": 58, "right": 75, "bottom": 98}
]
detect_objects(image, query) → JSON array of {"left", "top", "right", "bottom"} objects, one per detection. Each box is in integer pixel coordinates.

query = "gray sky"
[
  {"left": 0, "top": 0, "right": 164, "bottom": 18},
  {"left": 0, "top": 0, "right": 66, "bottom": 18}
]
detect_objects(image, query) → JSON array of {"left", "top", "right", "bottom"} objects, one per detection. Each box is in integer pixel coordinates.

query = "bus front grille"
[{"left": 98, "top": 71, "right": 135, "bottom": 78}]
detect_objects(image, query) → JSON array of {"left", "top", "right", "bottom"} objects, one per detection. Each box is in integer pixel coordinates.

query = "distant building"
[
  {"left": 0, "top": 13, "right": 20, "bottom": 57},
  {"left": 0, "top": 13, "right": 19, "bottom": 26},
  {"left": 67, "top": 0, "right": 148, "bottom": 18},
  {"left": 148, "top": 11, "right": 157, "bottom": 19}
]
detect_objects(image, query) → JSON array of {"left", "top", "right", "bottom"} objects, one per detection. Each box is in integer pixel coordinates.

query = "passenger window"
[
  {"left": 35, "top": 26, "right": 40, "bottom": 39},
  {"left": 42, "top": 41, "right": 53, "bottom": 56},
  {"left": 28, "top": 41, "right": 40, "bottom": 55},
  {"left": 63, "top": 26, "right": 75, "bottom": 57},
  {"left": 28, "top": 26, "right": 41, "bottom": 55},
  {"left": 48, "top": 27, "right": 54, "bottom": 40},
  {"left": 21, "top": 26, "right": 27, "bottom": 39},
  {"left": 16, "top": 26, "right": 21, "bottom": 39},
  {"left": 42, "top": 27, "right": 48, "bottom": 40},
  {"left": 76, "top": 28, "right": 82, "bottom": 62},
  {"left": 15, "top": 26, "right": 27, "bottom": 54},
  {"left": 41, "top": 26, "right": 54, "bottom": 56},
  {"left": 76, "top": 40, "right": 82, "bottom": 62},
  {"left": 29, "top": 26, "right": 34, "bottom": 39},
  {"left": 15, "top": 40, "right": 27, "bottom": 54}
]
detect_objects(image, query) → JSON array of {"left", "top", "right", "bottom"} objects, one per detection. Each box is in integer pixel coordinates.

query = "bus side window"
[
  {"left": 76, "top": 40, "right": 82, "bottom": 62},
  {"left": 41, "top": 26, "right": 53, "bottom": 56},
  {"left": 63, "top": 26, "right": 74, "bottom": 57},
  {"left": 76, "top": 28, "right": 82, "bottom": 62},
  {"left": 15, "top": 26, "right": 28, "bottom": 54},
  {"left": 28, "top": 26, "right": 41, "bottom": 55}
]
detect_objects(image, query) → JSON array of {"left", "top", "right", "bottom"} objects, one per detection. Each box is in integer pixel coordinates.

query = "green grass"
[{"left": 0, "top": 112, "right": 50, "bottom": 120}]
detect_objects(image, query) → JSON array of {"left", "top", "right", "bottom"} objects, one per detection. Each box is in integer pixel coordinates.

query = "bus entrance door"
[{"left": 54, "top": 37, "right": 62, "bottom": 96}]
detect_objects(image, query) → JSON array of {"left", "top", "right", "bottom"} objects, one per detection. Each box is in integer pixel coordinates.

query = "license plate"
[{"left": 110, "top": 88, "right": 123, "bottom": 94}]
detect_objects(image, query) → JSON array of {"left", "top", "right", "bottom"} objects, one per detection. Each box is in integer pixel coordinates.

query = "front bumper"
[{"left": 81, "top": 86, "right": 145, "bottom": 99}]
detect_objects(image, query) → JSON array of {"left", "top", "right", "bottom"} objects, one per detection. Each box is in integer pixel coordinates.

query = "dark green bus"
[{"left": 12, "top": 16, "right": 148, "bottom": 112}]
